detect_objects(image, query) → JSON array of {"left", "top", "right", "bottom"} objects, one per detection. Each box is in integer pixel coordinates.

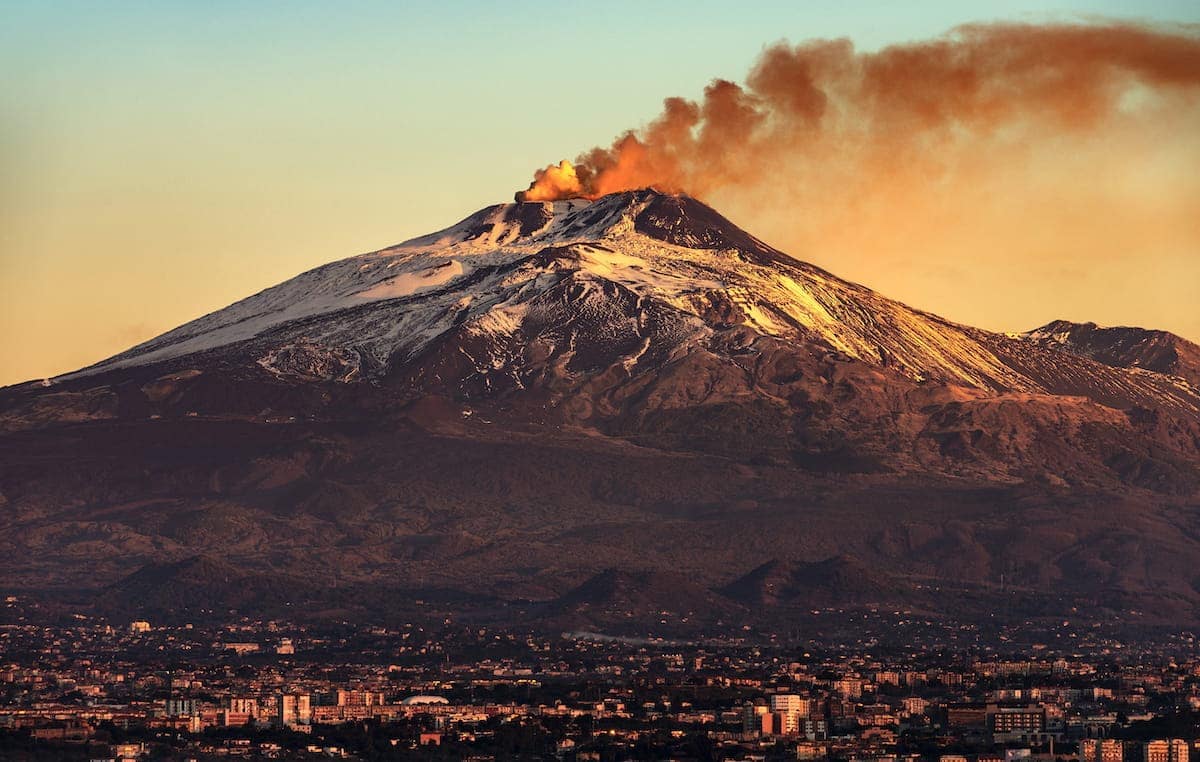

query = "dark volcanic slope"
[
  {"left": 551, "top": 569, "right": 741, "bottom": 625},
  {"left": 723, "top": 557, "right": 901, "bottom": 608},
  {"left": 1, "top": 190, "right": 1199, "bottom": 629},
  {"left": 95, "top": 555, "right": 303, "bottom": 619}
]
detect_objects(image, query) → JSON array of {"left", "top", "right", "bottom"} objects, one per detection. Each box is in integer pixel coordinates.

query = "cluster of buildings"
[
  {"left": 0, "top": 602, "right": 1198, "bottom": 760},
  {"left": 739, "top": 689, "right": 1194, "bottom": 762}
]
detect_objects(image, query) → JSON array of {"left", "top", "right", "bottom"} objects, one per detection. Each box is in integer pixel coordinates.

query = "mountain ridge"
[{"left": 1024, "top": 319, "right": 1200, "bottom": 388}]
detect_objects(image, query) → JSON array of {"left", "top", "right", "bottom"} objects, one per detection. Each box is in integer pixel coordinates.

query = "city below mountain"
[{"left": 3, "top": 189, "right": 1199, "bottom": 631}]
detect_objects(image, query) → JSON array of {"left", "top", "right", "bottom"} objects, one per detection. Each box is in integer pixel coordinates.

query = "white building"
[{"left": 278, "top": 693, "right": 311, "bottom": 727}]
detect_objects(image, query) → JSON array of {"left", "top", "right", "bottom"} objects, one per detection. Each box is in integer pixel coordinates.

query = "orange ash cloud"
[
  {"left": 515, "top": 22, "right": 1200, "bottom": 203},
  {"left": 517, "top": 160, "right": 585, "bottom": 202}
]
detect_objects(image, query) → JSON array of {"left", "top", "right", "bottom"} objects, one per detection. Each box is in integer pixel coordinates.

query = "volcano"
[{"left": 2, "top": 190, "right": 1199, "bottom": 628}]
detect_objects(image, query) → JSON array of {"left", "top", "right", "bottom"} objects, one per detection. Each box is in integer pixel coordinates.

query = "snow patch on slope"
[{"left": 356, "top": 260, "right": 467, "bottom": 300}]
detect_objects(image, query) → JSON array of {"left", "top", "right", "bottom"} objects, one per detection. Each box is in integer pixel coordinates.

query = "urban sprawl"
[{"left": 1, "top": 599, "right": 1198, "bottom": 761}]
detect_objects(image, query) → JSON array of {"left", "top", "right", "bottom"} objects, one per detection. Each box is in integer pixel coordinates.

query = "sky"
[{"left": 2, "top": 1, "right": 1198, "bottom": 386}]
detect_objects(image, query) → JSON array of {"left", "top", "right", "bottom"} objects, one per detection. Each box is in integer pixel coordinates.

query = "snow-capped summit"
[{"left": 65, "top": 189, "right": 1198, "bottom": 423}]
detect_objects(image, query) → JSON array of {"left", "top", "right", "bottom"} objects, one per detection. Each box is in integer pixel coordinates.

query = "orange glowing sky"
[{"left": 1, "top": 3, "right": 1198, "bottom": 387}]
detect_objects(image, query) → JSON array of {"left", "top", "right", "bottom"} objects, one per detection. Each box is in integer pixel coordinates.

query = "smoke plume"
[
  {"left": 517, "top": 23, "right": 1200, "bottom": 203},
  {"left": 514, "top": 22, "right": 1200, "bottom": 342}
]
